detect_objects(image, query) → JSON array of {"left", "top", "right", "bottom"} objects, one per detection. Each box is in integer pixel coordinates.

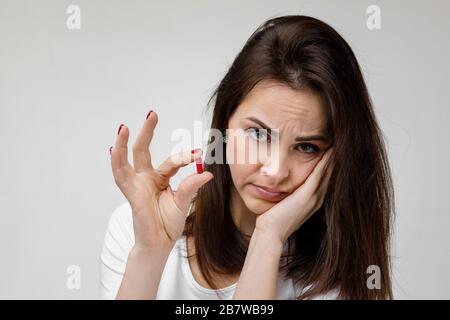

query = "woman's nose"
[{"left": 259, "top": 149, "right": 290, "bottom": 181}]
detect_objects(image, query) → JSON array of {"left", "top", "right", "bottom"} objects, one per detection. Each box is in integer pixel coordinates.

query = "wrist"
[
  {"left": 117, "top": 243, "right": 173, "bottom": 300},
  {"left": 251, "top": 226, "right": 284, "bottom": 255},
  {"left": 131, "top": 242, "right": 174, "bottom": 259},
  {"left": 254, "top": 218, "right": 286, "bottom": 246}
]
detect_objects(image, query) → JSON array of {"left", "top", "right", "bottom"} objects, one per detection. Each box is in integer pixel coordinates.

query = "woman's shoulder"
[
  {"left": 111, "top": 201, "right": 133, "bottom": 220},
  {"left": 101, "top": 202, "right": 135, "bottom": 262},
  {"left": 104, "top": 202, "right": 186, "bottom": 250},
  {"left": 292, "top": 282, "right": 341, "bottom": 300},
  {"left": 106, "top": 202, "right": 134, "bottom": 240}
]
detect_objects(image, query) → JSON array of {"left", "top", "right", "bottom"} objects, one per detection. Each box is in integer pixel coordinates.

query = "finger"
[
  {"left": 173, "top": 171, "right": 214, "bottom": 213},
  {"left": 317, "top": 147, "right": 335, "bottom": 188},
  {"left": 318, "top": 150, "right": 334, "bottom": 194},
  {"left": 299, "top": 147, "right": 334, "bottom": 196},
  {"left": 314, "top": 152, "right": 335, "bottom": 210},
  {"left": 133, "top": 110, "right": 158, "bottom": 173},
  {"left": 111, "top": 124, "right": 135, "bottom": 188},
  {"left": 156, "top": 149, "right": 203, "bottom": 181}
]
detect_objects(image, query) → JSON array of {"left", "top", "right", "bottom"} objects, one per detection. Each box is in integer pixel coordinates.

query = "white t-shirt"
[{"left": 99, "top": 202, "right": 339, "bottom": 300}]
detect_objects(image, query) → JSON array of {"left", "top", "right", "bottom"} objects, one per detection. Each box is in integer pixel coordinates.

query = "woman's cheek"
[
  {"left": 226, "top": 132, "right": 253, "bottom": 165},
  {"left": 229, "top": 162, "right": 254, "bottom": 186},
  {"left": 293, "top": 159, "right": 320, "bottom": 186}
]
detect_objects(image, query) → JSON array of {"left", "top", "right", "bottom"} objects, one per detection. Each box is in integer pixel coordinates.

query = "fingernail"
[
  {"left": 117, "top": 124, "right": 124, "bottom": 135},
  {"left": 146, "top": 110, "right": 153, "bottom": 120},
  {"left": 109, "top": 146, "right": 113, "bottom": 155},
  {"left": 191, "top": 148, "right": 201, "bottom": 154}
]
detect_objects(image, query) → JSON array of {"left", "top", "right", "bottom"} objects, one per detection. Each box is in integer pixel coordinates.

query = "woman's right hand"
[{"left": 109, "top": 110, "right": 213, "bottom": 252}]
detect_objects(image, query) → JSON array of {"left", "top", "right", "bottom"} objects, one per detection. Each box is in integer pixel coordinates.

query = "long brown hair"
[{"left": 183, "top": 15, "right": 395, "bottom": 299}]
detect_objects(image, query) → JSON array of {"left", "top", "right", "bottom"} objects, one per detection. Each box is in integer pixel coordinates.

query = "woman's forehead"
[{"left": 235, "top": 81, "right": 327, "bottom": 130}]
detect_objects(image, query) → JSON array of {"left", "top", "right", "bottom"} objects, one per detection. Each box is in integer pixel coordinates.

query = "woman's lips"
[{"left": 249, "top": 184, "right": 287, "bottom": 202}]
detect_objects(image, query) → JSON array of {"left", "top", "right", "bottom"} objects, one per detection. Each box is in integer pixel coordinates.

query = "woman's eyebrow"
[{"left": 245, "top": 116, "right": 328, "bottom": 142}]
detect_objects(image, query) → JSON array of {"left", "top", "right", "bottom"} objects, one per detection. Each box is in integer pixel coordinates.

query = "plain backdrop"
[{"left": 0, "top": 0, "right": 449, "bottom": 299}]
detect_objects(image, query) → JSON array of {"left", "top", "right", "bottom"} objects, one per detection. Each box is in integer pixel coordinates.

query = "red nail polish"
[
  {"left": 146, "top": 110, "right": 153, "bottom": 120},
  {"left": 118, "top": 124, "right": 124, "bottom": 135}
]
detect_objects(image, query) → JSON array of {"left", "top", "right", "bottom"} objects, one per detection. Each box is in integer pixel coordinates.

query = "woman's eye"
[
  {"left": 246, "top": 128, "right": 319, "bottom": 153},
  {"left": 296, "top": 143, "right": 319, "bottom": 153},
  {"left": 247, "top": 128, "right": 270, "bottom": 142}
]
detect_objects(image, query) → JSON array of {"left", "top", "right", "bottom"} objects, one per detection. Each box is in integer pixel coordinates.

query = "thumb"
[{"left": 173, "top": 171, "right": 214, "bottom": 214}]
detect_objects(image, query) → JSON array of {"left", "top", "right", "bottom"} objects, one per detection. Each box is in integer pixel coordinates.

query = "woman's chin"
[{"left": 243, "top": 197, "right": 277, "bottom": 215}]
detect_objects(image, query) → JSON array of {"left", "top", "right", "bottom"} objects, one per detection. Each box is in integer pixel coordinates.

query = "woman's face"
[{"left": 226, "top": 80, "right": 331, "bottom": 214}]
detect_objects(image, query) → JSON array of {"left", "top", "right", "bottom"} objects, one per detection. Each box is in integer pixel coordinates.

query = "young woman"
[{"left": 101, "top": 15, "right": 394, "bottom": 300}]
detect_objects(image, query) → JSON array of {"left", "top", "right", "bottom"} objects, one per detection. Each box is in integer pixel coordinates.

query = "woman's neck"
[{"left": 230, "top": 184, "right": 256, "bottom": 237}]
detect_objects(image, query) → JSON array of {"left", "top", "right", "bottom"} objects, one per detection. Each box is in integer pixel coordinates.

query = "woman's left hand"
[{"left": 255, "top": 147, "right": 335, "bottom": 244}]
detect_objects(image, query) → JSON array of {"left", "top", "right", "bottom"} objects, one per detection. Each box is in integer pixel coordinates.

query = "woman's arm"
[
  {"left": 116, "top": 244, "right": 173, "bottom": 299},
  {"left": 233, "top": 149, "right": 334, "bottom": 299},
  {"left": 232, "top": 227, "right": 284, "bottom": 300},
  {"left": 108, "top": 111, "right": 213, "bottom": 299}
]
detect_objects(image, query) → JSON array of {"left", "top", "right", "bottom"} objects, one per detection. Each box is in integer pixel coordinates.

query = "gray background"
[{"left": 0, "top": 0, "right": 449, "bottom": 299}]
